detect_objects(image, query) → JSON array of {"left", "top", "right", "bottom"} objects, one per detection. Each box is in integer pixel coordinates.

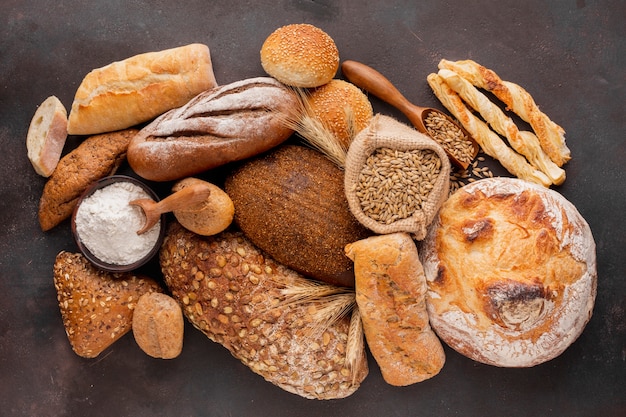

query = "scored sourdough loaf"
[
  {"left": 127, "top": 77, "right": 299, "bottom": 181},
  {"left": 67, "top": 43, "right": 217, "bottom": 135},
  {"left": 224, "top": 144, "right": 372, "bottom": 287},
  {"left": 420, "top": 177, "right": 597, "bottom": 367},
  {"left": 53, "top": 251, "right": 162, "bottom": 358},
  {"left": 38, "top": 128, "right": 137, "bottom": 231},
  {"left": 160, "top": 222, "right": 368, "bottom": 400}
]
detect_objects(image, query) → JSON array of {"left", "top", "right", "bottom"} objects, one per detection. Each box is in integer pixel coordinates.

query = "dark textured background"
[{"left": 1, "top": 1, "right": 624, "bottom": 416}]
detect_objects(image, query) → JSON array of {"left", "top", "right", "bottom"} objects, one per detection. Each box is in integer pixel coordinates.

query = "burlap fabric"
[{"left": 344, "top": 114, "right": 450, "bottom": 240}]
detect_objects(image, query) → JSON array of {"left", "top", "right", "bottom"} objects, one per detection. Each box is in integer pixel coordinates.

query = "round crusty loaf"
[
  {"left": 224, "top": 144, "right": 371, "bottom": 288},
  {"left": 420, "top": 177, "right": 597, "bottom": 367},
  {"left": 260, "top": 23, "right": 339, "bottom": 88},
  {"left": 132, "top": 292, "right": 184, "bottom": 359},
  {"left": 307, "top": 79, "right": 373, "bottom": 149},
  {"left": 171, "top": 177, "right": 234, "bottom": 236},
  {"left": 27, "top": 96, "right": 68, "bottom": 177}
]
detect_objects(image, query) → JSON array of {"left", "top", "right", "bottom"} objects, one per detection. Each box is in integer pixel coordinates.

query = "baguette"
[
  {"left": 438, "top": 59, "right": 570, "bottom": 167},
  {"left": 127, "top": 77, "right": 299, "bottom": 181},
  {"left": 26, "top": 96, "right": 68, "bottom": 177},
  {"left": 160, "top": 223, "right": 368, "bottom": 399},
  {"left": 67, "top": 43, "right": 217, "bottom": 135},
  {"left": 38, "top": 129, "right": 137, "bottom": 231}
]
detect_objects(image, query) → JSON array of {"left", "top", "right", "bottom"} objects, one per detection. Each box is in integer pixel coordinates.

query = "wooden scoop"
[
  {"left": 341, "top": 60, "right": 479, "bottom": 169},
  {"left": 130, "top": 183, "right": 211, "bottom": 234}
]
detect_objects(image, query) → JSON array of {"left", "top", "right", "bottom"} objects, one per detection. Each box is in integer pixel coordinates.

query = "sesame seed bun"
[
  {"left": 260, "top": 24, "right": 339, "bottom": 88},
  {"left": 307, "top": 79, "right": 373, "bottom": 148}
]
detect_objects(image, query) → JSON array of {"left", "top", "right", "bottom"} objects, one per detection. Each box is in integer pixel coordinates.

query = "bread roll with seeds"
[
  {"left": 160, "top": 222, "right": 368, "bottom": 400},
  {"left": 53, "top": 251, "right": 162, "bottom": 358},
  {"left": 307, "top": 79, "right": 373, "bottom": 149},
  {"left": 260, "top": 24, "right": 339, "bottom": 88}
]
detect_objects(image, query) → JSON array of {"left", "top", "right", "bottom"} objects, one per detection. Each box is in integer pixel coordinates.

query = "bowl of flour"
[{"left": 71, "top": 175, "right": 166, "bottom": 272}]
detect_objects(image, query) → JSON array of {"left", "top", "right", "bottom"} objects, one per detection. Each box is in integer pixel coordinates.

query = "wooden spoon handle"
[
  {"left": 155, "top": 183, "right": 211, "bottom": 214},
  {"left": 341, "top": 60, "right": 424, "bottom": 120}
]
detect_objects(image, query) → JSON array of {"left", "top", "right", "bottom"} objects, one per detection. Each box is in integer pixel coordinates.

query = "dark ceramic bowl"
[{"left": 71, "top": 175, "right": 166, "bottom": 273}]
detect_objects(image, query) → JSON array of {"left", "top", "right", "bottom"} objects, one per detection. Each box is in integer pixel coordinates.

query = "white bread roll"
[
  {"left": 260, "top": 24, "right": 339, "bottom": 88},
  {"left": 67, "top": 43, "right": 217, "bottom": 135},
  {"left": 420, "top": 177, "right": 597, "bottom": 367},
  {"left": 26, "top": 96, "right": 68, "bottom": 177}
]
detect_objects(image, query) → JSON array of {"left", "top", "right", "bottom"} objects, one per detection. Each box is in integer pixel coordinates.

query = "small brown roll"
[
  {"left": 132, "top": 292, "right": 184, "bottom": 359},
  {"left": 260, "top": 24, "right": 339, "bottom": 88}
]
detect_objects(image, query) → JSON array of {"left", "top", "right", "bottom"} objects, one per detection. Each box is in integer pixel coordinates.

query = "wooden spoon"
[
  {"left": 341, "top": 60, "right": 479, "bottom": 169},
  {"left": 130, "top": 183, "right": 211, "bottom": 235}
]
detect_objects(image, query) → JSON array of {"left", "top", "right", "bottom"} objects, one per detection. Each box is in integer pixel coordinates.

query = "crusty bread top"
[
  {"left": 67, "top": 43, "right": 217, "bottom": 135},
  {"left": 26, "top": 95, "right": 68, "bottom": 177},
  {"left": 260, "top": 24, "right": 339, "bottom": 88},
  {"left": 307, "top": 79, "right": 373, "bottom": 149},
  {"left": 420, "top": 177, "right": 596, "bottom": 367}
]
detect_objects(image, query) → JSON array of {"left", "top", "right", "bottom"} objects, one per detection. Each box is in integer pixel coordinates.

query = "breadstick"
[
  {"left": 438, "top": 59, "right": 570, "bottom": 167},
  {"left": 437, "top": 68, "right": 565, "bottom": 185},
  {"left": 427, "top": 73, "right": 551, "bottom": 187}
]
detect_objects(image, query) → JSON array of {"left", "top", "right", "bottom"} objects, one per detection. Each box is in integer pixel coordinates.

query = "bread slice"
[
  {"left": 26, "top": 96, "right": 68, "bottom": 177},
  {"left": 53, "top": 251, "right": 162, "bottom": 358}
]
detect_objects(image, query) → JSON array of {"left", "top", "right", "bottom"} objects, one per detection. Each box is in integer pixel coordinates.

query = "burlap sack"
[{"left": 344, "top": 114, "right": 450, "bottom": 240}]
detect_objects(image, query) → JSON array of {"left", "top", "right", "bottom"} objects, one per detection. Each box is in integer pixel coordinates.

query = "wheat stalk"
[
  {"left": 277, "top": 87, "right": 348, "bottom": 169},
  {"left": 346, "top": 305, "right": 365, "bottom": 384}
]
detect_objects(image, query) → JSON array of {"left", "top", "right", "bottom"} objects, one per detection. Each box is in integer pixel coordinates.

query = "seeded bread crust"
[
  {"left": 38, "top": 129, "right": 137, "bottom": 231},
  {"left": 53, "top": 251, "right": 162, "bottom": 358},
  {"left": 160, "top": 223, "right": 368, "bottom": 399}
]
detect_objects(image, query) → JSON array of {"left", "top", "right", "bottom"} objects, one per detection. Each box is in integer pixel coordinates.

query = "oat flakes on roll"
[
  {"left": 344, "top": 114, "right": 450, "bottom": 240},
  {"left": 160, "top": 223, "right": 368, "bottom": 400},
  {"left": 419, "top": 177, "right": 597, "bottom": 367},
  {"left": 127, "top": 77, "right": 299, "bottom": 182}
]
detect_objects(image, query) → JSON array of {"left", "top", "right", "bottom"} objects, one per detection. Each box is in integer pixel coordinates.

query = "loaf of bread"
[
  {"left": 224, "top": 144, "right": 372, "bottom": 288},
  {"left": 26, "top": 96, "right": 68, "bottom": 177},
  {"left": 38, "top": 129, "right": 137, "bottom": 231},
  {"left": 260, "top": 24, "right": 339, "bottom": 88},
  {"left": 346, "top": 233, "right": 445, "bottom": 386},
  {"left": 53, "top": 251, "right": 162, "bottom": 358},
  {"left": 67, "top": 43, "right": 217, "bottom": 135},
  {"left": 132, "top": 292, "right": 184, "bottom": 359},
  {"left": 420, "top": 177, "right": 597, "bottom": 367},
  {"left": 160, "top": 222, "right": 369, "bottom": 399},
  {"left": 127, "top": 77, "right": 298, "bottom": 181}
]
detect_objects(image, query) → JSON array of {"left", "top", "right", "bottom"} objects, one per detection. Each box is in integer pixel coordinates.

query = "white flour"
[{"left": 75, "top": 181, "right": 161, "bottom": 265}]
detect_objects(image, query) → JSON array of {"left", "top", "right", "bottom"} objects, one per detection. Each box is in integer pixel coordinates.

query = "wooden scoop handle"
[{"left": 341, "top": 60, "right": 427, "bottom": 132}]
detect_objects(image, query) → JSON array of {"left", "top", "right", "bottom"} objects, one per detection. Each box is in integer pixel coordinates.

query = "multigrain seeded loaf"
[
  {"left": 127, "top": 77, "right": 299, "bottom": 181},
  {"left": 53, "top": 251, "right": 162, "bottom": 358},
  {"left": 420, "top": 177, "right": 596, "bottom": 367},
  {"left": 159, "top": 223, "right": 368, "bottom": 400},
  {"left": 38, "top": 129, "right": 137, "bottom": 231}
]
